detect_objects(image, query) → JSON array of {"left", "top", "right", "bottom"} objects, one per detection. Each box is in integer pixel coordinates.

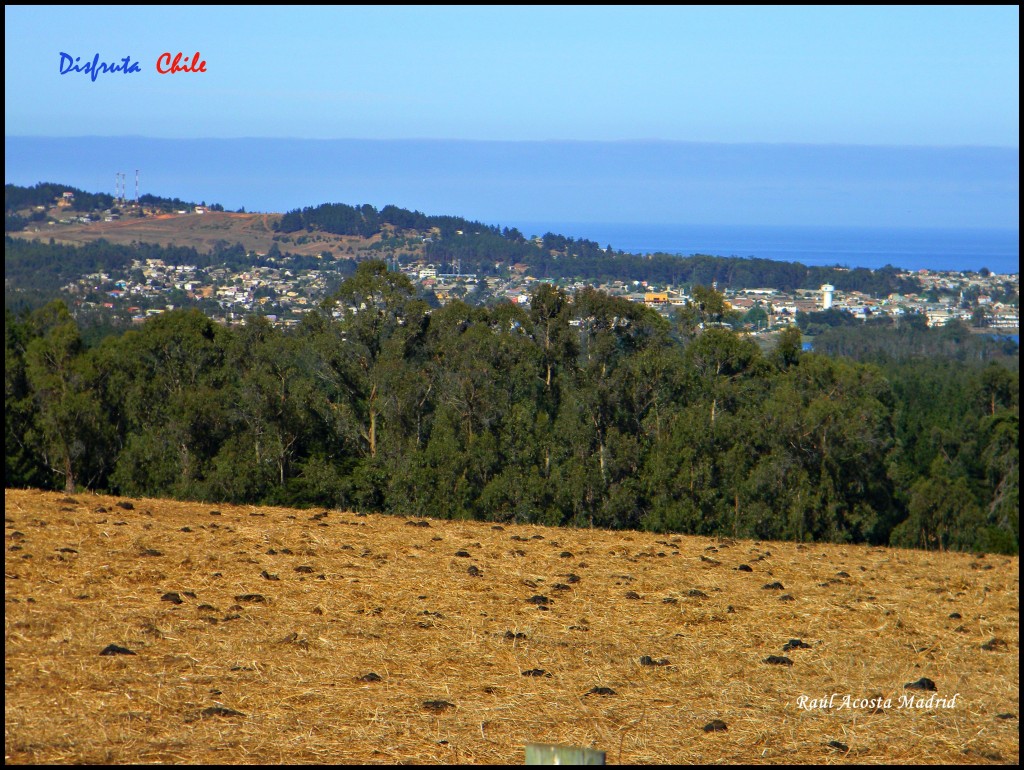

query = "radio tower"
[
  {"left": 114, "top": 172, "right": 127, "bottom": 204},
  {"left": 135, "top": 169, "right": 139, "bottom": 203}
]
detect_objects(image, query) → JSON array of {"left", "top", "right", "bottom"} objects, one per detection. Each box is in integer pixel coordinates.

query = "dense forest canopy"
[{"left": 6, "top": 262, "right": 1017, "bottom": 554}]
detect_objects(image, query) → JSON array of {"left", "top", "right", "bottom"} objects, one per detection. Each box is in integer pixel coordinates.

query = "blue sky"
[
  {"left": 4, "top": 5, "right": 1019, "bottom": 146},
  {"left": 4, "top": 6, "right": 1019, "bottom": 234}
]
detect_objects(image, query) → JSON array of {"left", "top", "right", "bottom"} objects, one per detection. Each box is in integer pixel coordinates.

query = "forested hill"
[
  {"left": 5, "top": 181, "right": 219, "bottom": 216},
  {"left": 6, "top": 182, "right": 114, "bottom": 213},
  {"left": 276, "top": 200, "right": 921, "bottom": 294}
]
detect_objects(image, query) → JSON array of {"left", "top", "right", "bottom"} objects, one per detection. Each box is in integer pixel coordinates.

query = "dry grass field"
[
  {"left": 4, "top": 488, "right": 1018, "bottom": 765},
  {"left": 12, "top": 211, "right": 384, "bottom": 258}
]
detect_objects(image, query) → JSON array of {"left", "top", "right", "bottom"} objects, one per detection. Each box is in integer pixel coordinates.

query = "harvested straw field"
[{"left": 5, "top": 488, "right": 1019, "bottom": 764}]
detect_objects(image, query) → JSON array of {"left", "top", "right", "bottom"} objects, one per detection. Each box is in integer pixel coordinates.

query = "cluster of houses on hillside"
[
  {"left": 59, "top": 253, "right": 1019, "bottom": 333},
  {"left": 63, "top": 258, "right": 327, "bottom": 327},
  {"left": 398, "top": 261, "right": 1019, "bottom": 331}
]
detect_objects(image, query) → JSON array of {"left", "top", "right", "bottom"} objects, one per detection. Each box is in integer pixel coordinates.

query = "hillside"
[
  {"left": 7, "top": 185, "right": 932, "bottom": 298},
  {"left": 9, "top": 210, "right": 392, "bottom": 259},
  {"left": 5, "top": 488, "right": 1018, "bottom": 765}
]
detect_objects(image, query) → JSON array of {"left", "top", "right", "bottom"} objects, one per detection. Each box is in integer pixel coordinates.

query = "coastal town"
[
  {"left": 7, "top": 187, "right": 1017, "bottom": 335},
  {"left": 59, "top": 250, "right": 1020, "bottom": 334}
]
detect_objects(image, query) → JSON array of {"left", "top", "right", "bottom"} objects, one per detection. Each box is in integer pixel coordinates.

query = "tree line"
[
  {"left": 4, "top": 182, "right": 226, "bottom": 218},
  {"left": 6, "top": 261, "right": 1017, "bottom": 554},
  {"left": 274, "top": 201, "right": 502, "bottom": 241},
  {"left": 5, "top": 182, "right": 114, "bottom": 215}
]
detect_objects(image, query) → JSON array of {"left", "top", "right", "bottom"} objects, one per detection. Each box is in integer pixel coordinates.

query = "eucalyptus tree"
[
  {"left": 21, "top": 302, "right": 111, "bottom": 493},
  {"left": 104, "top": 309, "right": 230, "bottom": 498}
]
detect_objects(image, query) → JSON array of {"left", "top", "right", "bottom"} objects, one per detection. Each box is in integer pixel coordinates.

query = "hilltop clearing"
[
  {"left": 5, "top": 488, "right": 1018, "bottom": 765},
  {"left": 9, "top": 210, "right": 396, "bottom": 260}
]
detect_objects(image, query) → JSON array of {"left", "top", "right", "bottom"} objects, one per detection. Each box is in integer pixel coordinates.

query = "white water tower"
[{"left": 821, "top": 284, "right": 835, "bottom": 310}]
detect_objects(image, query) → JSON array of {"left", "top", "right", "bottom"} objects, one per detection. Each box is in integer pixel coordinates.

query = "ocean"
[{"left": 509, "top": 223, "right": 1020, "bottom": 275}]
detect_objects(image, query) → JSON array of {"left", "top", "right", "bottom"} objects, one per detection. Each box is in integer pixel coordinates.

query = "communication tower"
[{"left": 113, "top": 171, "right": 129, "bottom": 205}]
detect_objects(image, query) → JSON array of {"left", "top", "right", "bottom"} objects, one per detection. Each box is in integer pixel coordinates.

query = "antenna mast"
[{"left": 114, "top": 171, "right": 128, "bottom": 204}]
